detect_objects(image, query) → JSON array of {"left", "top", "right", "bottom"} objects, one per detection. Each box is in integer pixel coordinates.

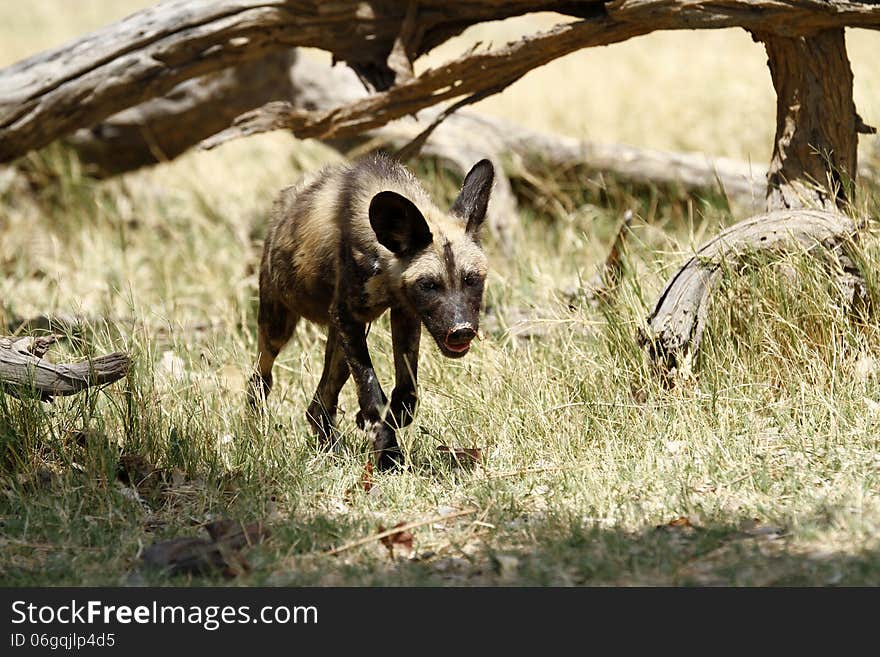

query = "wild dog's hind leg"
[
  {"left": 248, "top": 295, "right": 298, "bottom": 407},
  {"left": 389, "top": 307, "right": 420, "bottom": 430},
  {"left": 306, "top": 326, "right": 350, "bottom": 447}
]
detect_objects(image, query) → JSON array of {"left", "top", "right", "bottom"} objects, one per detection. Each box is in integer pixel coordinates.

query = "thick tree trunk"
[{"left": 759, "top": 29, "right": 860, "bottom": 210}]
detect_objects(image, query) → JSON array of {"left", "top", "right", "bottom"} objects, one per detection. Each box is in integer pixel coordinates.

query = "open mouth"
[
  {"left": 443, "top": 339, "right": 471, "bottom": 353},
  {"left": 437, "top": 325, "right": 476, "bottom": 357}
]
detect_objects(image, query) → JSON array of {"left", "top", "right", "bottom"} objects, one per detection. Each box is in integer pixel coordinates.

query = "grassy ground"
[{"left": 1, "top": 4, "right": 880, "bottom": 586}]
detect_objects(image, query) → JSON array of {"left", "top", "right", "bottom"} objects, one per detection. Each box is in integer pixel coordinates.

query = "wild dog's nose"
[{"left": 445, "top": 325, "right": 476, "bottom": 352}]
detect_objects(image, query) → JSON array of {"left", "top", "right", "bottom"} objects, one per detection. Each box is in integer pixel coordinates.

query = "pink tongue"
[{"left": 445, "top": 340, "right": 470, "bottom": 352}]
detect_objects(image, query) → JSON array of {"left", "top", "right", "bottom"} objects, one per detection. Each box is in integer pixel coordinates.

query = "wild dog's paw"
[
  {"left": 377, "top": 445, "right": 405, "bottom": 471},
  {"left": 364, "top": 420, "right": 404, "bottom": 471}
]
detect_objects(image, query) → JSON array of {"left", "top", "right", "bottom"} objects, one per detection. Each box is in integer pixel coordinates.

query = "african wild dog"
[{"left": 250, "top": 153, "right": 494, "bottom": 469}]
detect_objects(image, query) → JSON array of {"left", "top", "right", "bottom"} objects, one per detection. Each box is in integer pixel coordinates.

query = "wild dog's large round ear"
[
  {"left": 369, "top": 191, "right": 433, "bottom": 255},
  {"left": 451, "top": 159, "right": 494, "bottom": 238}
]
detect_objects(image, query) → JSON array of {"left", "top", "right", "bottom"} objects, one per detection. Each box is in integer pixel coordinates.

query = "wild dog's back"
[
  {"left": 259, "top": 169, "right": 342, "bottom": 324},
  {"left": 259, "top": 153, "right": 449, "bottom": 324}
]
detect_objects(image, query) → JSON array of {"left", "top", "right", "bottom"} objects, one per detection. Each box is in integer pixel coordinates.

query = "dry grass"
[{"left": 1, "top": 3, "right": 880, "bottom": 586}]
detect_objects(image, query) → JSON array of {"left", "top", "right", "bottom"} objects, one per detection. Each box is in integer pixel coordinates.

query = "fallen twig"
[{"left": 326, "top": 507, "right": 478, "bottom": 556}]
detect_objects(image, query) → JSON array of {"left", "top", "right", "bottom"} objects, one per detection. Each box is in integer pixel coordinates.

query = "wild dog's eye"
[
  {"left": 419, "top": 278, "right": 439, "bottom": 292},
  {"left": 463, "top": 272, "right": 481, "bottom": 287}
]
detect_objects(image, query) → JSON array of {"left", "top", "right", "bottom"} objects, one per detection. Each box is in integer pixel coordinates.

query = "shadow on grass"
[
  {"left": 462, "top": 512, "right": 880, "bottom": 586},
  {"left": 1, "top": 415, "right": 877, "bottom": 588},
  {"left": 2, "top": 476, "right": 879, "bottom": 586},
  {"left": 279, "top": 512, "right": 880, "bottom": 587}
]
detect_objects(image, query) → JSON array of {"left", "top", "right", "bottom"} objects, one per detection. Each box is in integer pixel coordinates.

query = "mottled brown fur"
[{"left": 250, "top": 153, "right": 494, "bottom": 469}]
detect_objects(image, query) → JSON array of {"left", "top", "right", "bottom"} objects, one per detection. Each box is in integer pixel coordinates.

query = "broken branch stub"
[
  {"left": 0, "top": 336, "right": 129, "bottom": 400},
  {"left": 640, "top": 209, "right": 859, "bottom": 372}
]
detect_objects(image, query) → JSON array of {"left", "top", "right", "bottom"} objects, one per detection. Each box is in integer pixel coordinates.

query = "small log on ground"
[
  {"left": 0, "top": 336, "right": 130, "bottom": 400},
  {"left": 640, "top": 209, "right": 859, "bottom": 371}
]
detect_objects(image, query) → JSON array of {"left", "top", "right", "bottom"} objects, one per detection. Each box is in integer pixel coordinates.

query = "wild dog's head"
[{"left": 370, "top": 159, "right": 494, "bottom": 358}]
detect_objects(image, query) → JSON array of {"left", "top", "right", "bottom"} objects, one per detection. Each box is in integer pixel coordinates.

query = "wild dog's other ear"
[
  {"left": 369, "top": 191, "right": 433, "bottom": 254},
  {"left": 451, "top": 159, "right": 494, "bottom": 237}
]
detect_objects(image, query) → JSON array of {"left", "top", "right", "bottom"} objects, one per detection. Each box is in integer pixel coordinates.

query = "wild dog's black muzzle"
[{"left": 445, "top": 324, "right": 476, "bottom": 352}]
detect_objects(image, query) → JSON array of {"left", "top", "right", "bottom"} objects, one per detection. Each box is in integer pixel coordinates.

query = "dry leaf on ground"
[{"left": 378, "top": 522, "right": 414, "bottom": 559}]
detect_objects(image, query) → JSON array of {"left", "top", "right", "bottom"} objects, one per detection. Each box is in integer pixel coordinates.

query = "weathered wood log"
[
  {"left": 640, "top": 209, "right": 859, "bottom": 371},
  {"left": 66, "top": 50, "right": 297, "bottom": 176},
  {"left": 0, "top": 0, "right": 590, "bottom": 162},
  {"left": 4, "top": 1, "right": 880, "bottom": 164},
  {"left": 0, "top": 336, "right": 130, "bottom": 400},
  {"left": 393, "top": 111, "right": 767, "bottom": 207}
]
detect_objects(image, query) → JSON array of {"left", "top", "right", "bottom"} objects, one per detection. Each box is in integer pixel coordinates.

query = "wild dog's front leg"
[
  {"left": 332, "top": 302, "right": 402, "bottom": 470},
  {"left": 389, "top": 307, "right": 420, "bottom": 429},
  {"left": 306, "top": 326, "right": 350, "bottom": 448}
]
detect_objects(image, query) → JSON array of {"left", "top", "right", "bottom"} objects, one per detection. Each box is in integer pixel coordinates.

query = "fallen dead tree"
[
  {"left": 59, "top": 48, "right": 878, "bottom": 213},
  {"left": 3, "top": 1, "right": 880, "bottom": 167},
  {"left": 65, "top": 50, "right": 767, "bottom": 204},
  {"left": 1, "top": 2, "right": 876, "bottom": 218},
  {"left": 0, "top": 0, "right": 625, "bottom": 162},
  {"left": 0, "top": 335, "right": 129, "bottom": 400}
]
